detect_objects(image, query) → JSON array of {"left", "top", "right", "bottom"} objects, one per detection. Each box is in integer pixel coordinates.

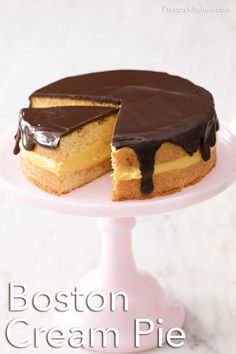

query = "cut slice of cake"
[{"left": 16, "top": 106, "right": 118, "bottom": 194}]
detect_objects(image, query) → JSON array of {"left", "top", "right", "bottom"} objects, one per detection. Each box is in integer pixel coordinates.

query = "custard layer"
[
  {"left": 113, "top": 149, "right": 204, "bottom": 183},
  {"left": 19, "top": 141, "right": 111, "bottom": 177},
  {"left": 20, "top": 143, "right": 214, "bottom": 180}
]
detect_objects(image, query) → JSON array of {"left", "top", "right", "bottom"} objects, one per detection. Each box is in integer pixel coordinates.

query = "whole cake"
[{"left": 14, "top": 70, "right": 218, "bottom": 201}]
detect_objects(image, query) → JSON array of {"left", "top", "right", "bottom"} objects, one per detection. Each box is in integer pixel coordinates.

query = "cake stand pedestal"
[
  {"left": 0, "top": 127, "right": 236, "bottom": 352},
  {"left": 72, "top": 216, "right": 184, "bottom": 352}
]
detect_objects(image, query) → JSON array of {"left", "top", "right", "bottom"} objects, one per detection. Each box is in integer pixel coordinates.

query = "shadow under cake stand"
[{"left": 1, "top": 127, "right": 236, "bottom": 353}]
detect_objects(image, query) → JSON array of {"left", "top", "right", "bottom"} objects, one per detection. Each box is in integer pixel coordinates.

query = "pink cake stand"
[{"left": 1, "top": 127, "right": 236, "bottom": 352}]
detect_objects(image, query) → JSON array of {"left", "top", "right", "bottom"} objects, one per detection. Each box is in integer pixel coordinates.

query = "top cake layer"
[{"left": 14, "top": 70, "right": 219, "bottom": 194}]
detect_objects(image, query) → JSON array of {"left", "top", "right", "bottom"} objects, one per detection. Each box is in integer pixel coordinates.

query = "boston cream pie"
[{"left": 14, "top": 70, "right": 219, "bottom": 201}]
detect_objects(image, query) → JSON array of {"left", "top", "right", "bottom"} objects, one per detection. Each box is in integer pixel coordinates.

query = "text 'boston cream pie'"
[{"left": 14, "top": 70, "right": 219, "bottom": 201}]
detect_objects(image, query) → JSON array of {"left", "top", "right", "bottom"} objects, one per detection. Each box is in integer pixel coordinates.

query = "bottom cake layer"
[
  {"left": 112, "top": 149, "right": 216, "bottom": 201},
  {"left": 20, "top": 156, "right": 111, "bottom": 195},
  {"left": 21, "top": 148, "right": 216, "bottom": 200}
]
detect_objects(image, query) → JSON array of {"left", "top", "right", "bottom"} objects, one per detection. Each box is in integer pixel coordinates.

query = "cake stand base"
[{"left": 54, "top": 217, "right": 185, "bottom": 353}]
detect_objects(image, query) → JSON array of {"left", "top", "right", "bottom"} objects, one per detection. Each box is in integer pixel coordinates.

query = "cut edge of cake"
[{"left": 15, "top": 94, "right": 217, "bottom": 200}]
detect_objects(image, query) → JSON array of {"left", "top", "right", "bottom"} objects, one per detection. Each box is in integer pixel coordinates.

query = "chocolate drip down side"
[{"left": 113, "top": 115, "right": 219, "bottom": 195}]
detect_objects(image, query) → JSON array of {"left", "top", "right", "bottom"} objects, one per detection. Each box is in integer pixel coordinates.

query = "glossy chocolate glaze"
[
  {"left": 14, "top": 106, "right": 118, "bottom": 154},
  {"left": 14, "top": 70, "right": 219, "bottom": 194}
]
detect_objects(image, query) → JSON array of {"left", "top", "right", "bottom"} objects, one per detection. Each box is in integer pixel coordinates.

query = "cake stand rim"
[{"left": 0, "top": 126, "right": 236, "bottom": 217}]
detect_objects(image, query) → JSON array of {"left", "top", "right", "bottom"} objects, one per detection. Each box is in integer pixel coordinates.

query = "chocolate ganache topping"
[
  {"left": 14, "top": 70, "right": 219, "bottom": 195},
  {"left": 14, "top": 106, "right": 119, "bottom": 154}
]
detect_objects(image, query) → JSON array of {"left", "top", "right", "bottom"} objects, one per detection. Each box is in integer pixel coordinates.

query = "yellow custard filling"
[
  {"left": 19, "top": 141, "right": 111, "bottom": 176},
  {"left": 113, "top": 150, "right": 203, "bottom": 183},
  {"left": 20, "top": 142, "right": 214, "bottom": 181}
]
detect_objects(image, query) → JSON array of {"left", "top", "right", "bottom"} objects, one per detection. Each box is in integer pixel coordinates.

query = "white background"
[{"left": 0, "top": 0, "right": 236, "bottom": 353}]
